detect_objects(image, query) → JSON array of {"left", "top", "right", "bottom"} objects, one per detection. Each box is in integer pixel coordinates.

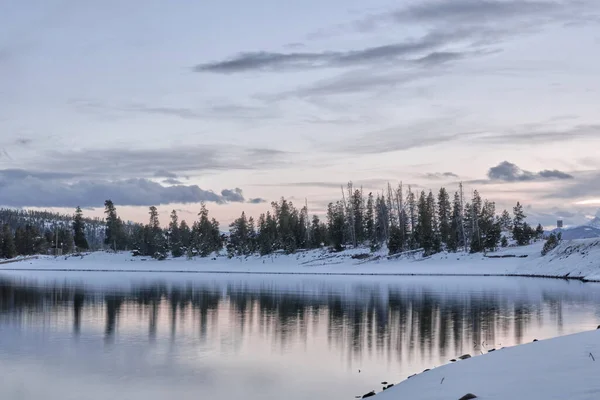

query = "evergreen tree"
[
  {"left": 373, "top": 195, "right": 388, "bottom": 249},
  {"left": 426, "top": 191, "right": 441, "bottom": 253},
  {"left": 169, "top": 210, "right": 184, "bottom": 257},
  {"left": 351, "top": 189, "right": 365, "bottom": 243},
  {"left": 469, "top": 190, "right": 483, "bottom": 253},
  {"left": 437, "top": 188, "right": 451, "bottom": 248},
  {"left": 406, "top": 187, "right": 418, "bottom": 249},
  {"left": 535, "top": 223, "right": 544, "bottom": 240},
  {"left": 179, "top": 220, "right": 191, "bottom": 253},
  {"left": 72, "top": 206, "right": 89, "bottom": 250},
  {"left": 248, "top": 216, "right": 257, "bottom": 254},
  {"left": 1, "top": 224, "right": 16, "bottom": 259},
  {"left": 327, "top": 201, "right": 346, "bottom": 251},
  {"left": 512, "top": 202, "right": 529, "bottom": 246},
  {"left": 365, "top": 192, "right": 374, "bottom": 246},
  {"left": 499, "top": 209, "right": 512, "bottom": 232},
  {"left": 104, "top": 200, "right": 125, "bottom": 251},
  {"left": 416, "top": 191, "right": 436, "bottom": 254},
  {"left": 448, "top": 192, "right": 462, "bottom": 252},
  {"left": 310, "top": 215, "right": 326, "bottom": 248},
  {"left": 481, "top": 201, "right": 501, "bottom": 252},
  {"left": 227, "top": 212, "right": 250, "bottom": 257},
  {"left": 192, "top": 203, "right": 222, "bottom": 257},
  {"left": 257, "top": 212, "right": 277, "bottom": 255}
]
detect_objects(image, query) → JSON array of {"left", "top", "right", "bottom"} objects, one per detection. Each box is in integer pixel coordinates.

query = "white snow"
[
  {"left": 376, "top": 329, "right": 600, "bottom": 400},
  {"left": 2, "top": 238, "right": 600, "bottom": 281}
]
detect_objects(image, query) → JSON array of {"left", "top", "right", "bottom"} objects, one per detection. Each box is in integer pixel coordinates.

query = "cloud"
[
  {"left": 162, "top": 178, "right": 183, "bottom": 185},
  {"left": 194, "top": 31, "right": 476, "bottom": 74},
  {"left": 247, "top": 198, "right": 267, "bottom": 204},
  {"left": 220, "top": 188, "right": 245, "bottom": 203},
  {"left": 0, "top": 171, "right": 252, "bottom": 208},
  {"left": 23, "top": 145, "right": 290, "bottom": 181},
  {"left": 390, "top": 0, "right": 562, "bottom": 24},
  {"left": 423, "top": 172, "right": 460, "bottom": 180},
  {"left": 474, "top": 124, "right": 600, "bottom": 145},
  {"left": 487, "top": 161, "right": 574, "bottom": 182},
  {"left": 0, "top": 169, "right": 78, "bottom": 180},
  {"left": 154, "top": 170, "right": 178, "bottom": 179}
]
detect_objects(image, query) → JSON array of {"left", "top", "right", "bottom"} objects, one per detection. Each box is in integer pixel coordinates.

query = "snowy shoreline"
[
  {"left": 376, "top": 329, "right": 600, "bottom": 400},
  {"left": 2, "top": 238, "right": 600, "bottom": 281}
]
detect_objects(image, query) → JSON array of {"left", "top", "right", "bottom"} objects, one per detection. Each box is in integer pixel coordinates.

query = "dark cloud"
[
  {"left": 543, "top": 170, "right": 600, "bottom": 201},
  {"left": 474, "top": 124, "right": 600, "bottom": 145},
  {"left": 26, "top": 145, "right": 290, "bottom": 181},
  {"left": 424, "top": 172, "right": 460, "bottom": 180},
  {"left": 154, "top": 170, "right": 178, "bottom": 179},
  {"left": 391, "top": 0, "right": 561, "bottom": 24},
  {"left": 194, "top": 31, "right": 471, "bottom": 74},
  {"left": 15, "top": 138, "right": 32, "bottom": 146},
  {"left": 0, "top": 168, "right": 78, "bottom": 180},
  {"left": 220, "top": 188, "right": 245, "bottom": 203},
  {"left": 247, "top": 198, "right": 267, "bottom": 204},
  {"left": 162, "top": 178, "right": 183, "bottom": 185},
  {"left": 0, "top": 173, "right": 249, "bottom": 207},
  {"left": 487, "top": 161, "right": 574, "bottom": 182}
]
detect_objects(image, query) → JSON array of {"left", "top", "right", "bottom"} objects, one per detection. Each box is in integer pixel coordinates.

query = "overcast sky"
[{"left": 1, "top": 0, "right": 599, "bottom": 227}]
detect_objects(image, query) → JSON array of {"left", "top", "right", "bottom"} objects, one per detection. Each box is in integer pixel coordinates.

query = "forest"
[{"left": 0, "top": 182, "right": 544, "bottom": 260}]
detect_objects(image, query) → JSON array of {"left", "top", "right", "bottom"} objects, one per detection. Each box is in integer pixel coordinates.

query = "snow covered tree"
[
  {"left": 535, "top": 223, "right": 544, "bottom": 240},
  {"left": 72, "top": 206, "right": 88, "bottom": 250}
]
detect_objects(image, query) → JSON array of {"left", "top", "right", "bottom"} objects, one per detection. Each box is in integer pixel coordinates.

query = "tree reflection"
[{"left": 1, "top": 277, "right": 598, "bottom": 365}]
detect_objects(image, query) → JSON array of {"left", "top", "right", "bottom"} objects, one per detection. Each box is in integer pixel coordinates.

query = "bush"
[{"left": 542, "top": 232, "right": 561, "bottom": 256}]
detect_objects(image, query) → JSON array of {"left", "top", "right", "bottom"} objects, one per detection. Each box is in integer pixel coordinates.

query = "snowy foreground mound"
[
  {"left": 3, "top": 238, "right": 600, "bottom": 281},
  {"left": 377, "top": 329, "right": 600, "bottom": 400}
]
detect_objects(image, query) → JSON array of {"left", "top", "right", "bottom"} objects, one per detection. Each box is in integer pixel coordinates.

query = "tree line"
[{"left": 0, "top": 182, "right": 545, "bottom": 260}]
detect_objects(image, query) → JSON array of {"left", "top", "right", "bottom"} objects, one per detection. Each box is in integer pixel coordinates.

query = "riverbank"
[
  {"left": 376, "top": 329, "right": 600, "bottom": 400},
  {"left": 1, "top": 238, "right": 600, "bottom": 281}
]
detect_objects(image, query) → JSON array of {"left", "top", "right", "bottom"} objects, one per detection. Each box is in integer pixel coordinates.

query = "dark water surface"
[{"left": 1, "top": 273, "right": 600, "bottom": 400}]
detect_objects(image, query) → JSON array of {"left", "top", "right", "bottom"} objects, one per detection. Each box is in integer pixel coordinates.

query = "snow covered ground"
[
  {"left": 376, "top": 329, "right": 600, "bottom": 400},
  {"left": 2, "top": 238, "right": 600, "bottom": 281}
]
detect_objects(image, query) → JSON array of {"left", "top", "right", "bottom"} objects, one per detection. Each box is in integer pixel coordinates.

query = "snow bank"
[
  {"left": 2, "top": 238, "right": 600, "bottom": 281},
  {"left": 376, "top": 329, "right": 600, "bottom": 400}
]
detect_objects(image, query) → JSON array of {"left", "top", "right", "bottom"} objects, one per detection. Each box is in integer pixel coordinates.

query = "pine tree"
[
  {"left": 1, "top": 224, "right": 16, "bottom": 259},
  {"left": 373, "top": 195, "right": 388, "bottom": 249},
  {"left": 351, "top": 189, "right": 365, "bottom": 244},
  {"left": 193, "top": 203, "right": 222, "bottom": 257},
  {"left": 72, "top": 206, "right": 89, "bottom": 250},
  {"left": 145, "top": 206, "right": 166, "bottom": 258},
  {"left": 365, "top": 192, "right": 374, "bottom": 246},
  {"left": 248, "top": 216, "right": 257, "bottom": 254},
  {"left": 427, "top": 190, "right": 441, "bottom": 253},
  {"left": 104, "top": 200, "right": 124, "bottom": 251},
  {"left": 437, "top": 188, "right": 451, "bottom": 248},
  {"left": 512, "top": 202, "right": 529, "bottom": 246},
  {"left": 448, "top": 192, "right": 462, "bottom": 252},
  {"left": 535, "top": 223, "right": 544, "bottom": 240},
  {"left": 310, "top": 215, "right": 326, "bottom": 248},
  {"left": 179, "top": 220, "right": 191, "bottom": 253},
  {"left": 327, "top": 201, "right": 346, "bottom": 251},
  {"left": 169, "top": 210, "right": 183, "bottom": 257},
  {"left": 406, "top": 187, "right": 418, "bottom": 249},
  {"left": 227, "top": 212, "right": 250, "bottom": 257},
  {"left": 416, "top": 191, "right": 436, "bottom": 254},
  {"left": 499, "top": 209, "right": 512, "bottom": 232}
]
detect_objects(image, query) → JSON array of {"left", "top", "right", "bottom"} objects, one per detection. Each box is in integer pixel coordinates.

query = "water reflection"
[{"left": 1, "top": 275, "right": 599, "bottom": 400}]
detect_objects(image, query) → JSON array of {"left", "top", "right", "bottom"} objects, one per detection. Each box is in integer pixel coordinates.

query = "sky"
[{"left": 1, "top": 0, "right": 600, "bottom": 228}]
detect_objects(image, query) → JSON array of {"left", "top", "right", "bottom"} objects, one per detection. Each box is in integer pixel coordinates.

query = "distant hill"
[{"left": 550, "top": 217, "right": 600, "bottom": 240}]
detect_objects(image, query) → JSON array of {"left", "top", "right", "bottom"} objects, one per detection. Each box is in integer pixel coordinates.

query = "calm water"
[{"left": 1, "top": 272, "right": 600, "bottom": 400}]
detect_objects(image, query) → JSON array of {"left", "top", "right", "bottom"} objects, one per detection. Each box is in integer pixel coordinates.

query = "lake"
[{"left": 1, "top": 273, "right": 599, "bottom": 399}]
